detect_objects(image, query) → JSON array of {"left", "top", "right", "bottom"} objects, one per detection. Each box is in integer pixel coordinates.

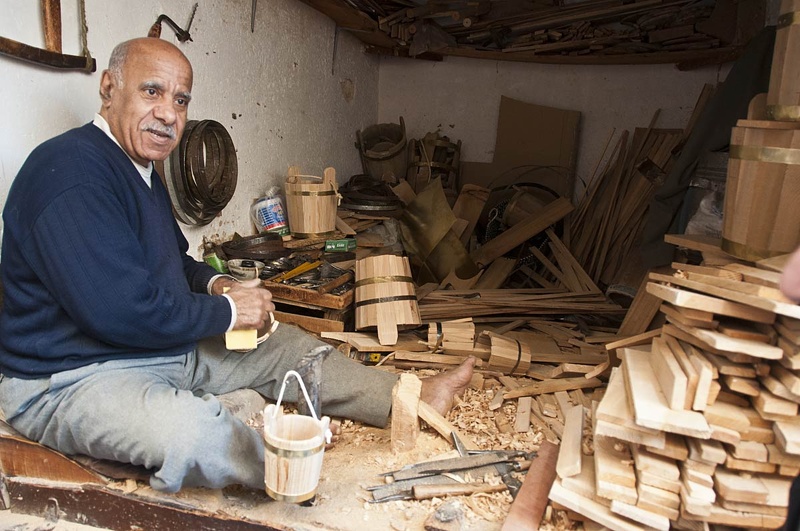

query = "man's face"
[{"left": 100, "top": 40, "right": 193, "bottom": 166}]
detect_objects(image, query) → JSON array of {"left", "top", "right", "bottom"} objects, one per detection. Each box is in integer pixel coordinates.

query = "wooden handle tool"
[{"left": 412, "top": 482, "right": 507, "bottom": 500}]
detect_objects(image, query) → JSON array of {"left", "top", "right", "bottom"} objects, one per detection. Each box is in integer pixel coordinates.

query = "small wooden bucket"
[
  {"left": 767, "top": 0, "right": 800, "bottom": 121},
  {"left": 284, "top": 166, "right": 340, "bottom": 238},
  {"left": 355, "top": 254, "right": 420, "bottom": 346},
  {"left": 263, "top": 371, "right": 331, "bottom": 503},
  {"left": 477, "top": 331, "right": 531, "bottom": 376},
  {"left": 721, "top": 119, "right": 800, "bottom": 261}
]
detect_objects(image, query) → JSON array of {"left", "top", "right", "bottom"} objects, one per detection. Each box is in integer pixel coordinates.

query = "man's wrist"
[{"left": 208, "top": 274, "right": 238, "bottom": 295}]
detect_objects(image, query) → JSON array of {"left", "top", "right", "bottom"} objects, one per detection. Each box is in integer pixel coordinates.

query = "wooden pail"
[
  {"left": 356, "top": 117, "right": 409, "bottom": 182},
  {"left": 478, "top": 331, "right": 531, "bottom": 376},
  {"left": 767, "top": 0, "right": 800, "bottom": 121},
  {"left": 285, "top": 166, "right": 339, "bottom": 238},
  {"left": 355, "top": 254, "right": 420, "bottom": 346},
  {"left": 721, "top": 119, "right": 800, "bottom": 261},
  {"left": 263, "top": 371, "right": 331, "bottom": 503}
]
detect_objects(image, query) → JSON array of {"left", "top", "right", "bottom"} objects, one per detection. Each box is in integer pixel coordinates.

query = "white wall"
[
  {"left": 378, "top": 55, "right": 729, "bottom": 199},
  {"left": 0, "top": 0, "right": 378, "bottom": 258}
]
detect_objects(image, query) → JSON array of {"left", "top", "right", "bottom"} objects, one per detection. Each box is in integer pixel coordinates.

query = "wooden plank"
[
  {"left": 470, "top": 197, "right": 574, "bottom": 269},
  {"left": 549, "top": 480, "right": 642, "bottom": 531},
  {"left": 556, "top": 405, "right": 584, "bottom": 479},
  {"left": 646, "top": 282, "right": 775, "bottom": 324},
  {"left": 417, "top": 401, "right": 478, "bottom": 451},
  {"left": 41, "top": 0, "right": 62, "bottom": 53},
  {"left": 272, "top": 310, "right": 344, "bottom": 334},
  {"left": 610, "top": 499, "right": 670, "bottom": 531},
  {"left": 650, "top": 272, "right": 799, "bottom": 320},
  {"left": 722, "top": 264, "right": 782, "bottom": 289},
  {"left": 669, "top": 321, "right": 783, "bottom": 360},
  {"left": 321, "top": 332, "right": 428, "bottom": 352},
  {"left": 514, "top": 396, "right": 532, "bottom": 433},
  {"left": 647, "top": 432, "right": 690, "bottom": 462},
  {"left": 502, "top": 440, "right": 558, "bottom": 531},
  {"left": 774, "top": 421, "right": 800, "bottom": 455},
  {"left": 620, "top": 348, "right": 712, "bottom": 438},
  {"left": 650, "top": 336, "right": 688, "bottom": 410},
  {"left": 664, "top": 335, "right": 700, "bottom": 410},
  {"left": 631, "top": 445, "right": 679, "bottom": 481},
  {"left": 596, "top": 369, "right": 666, "bottom": 449},
  {"left": 504, "top": 377, "right": 602, "bottom": 399},
  {"left": 593, "top": 436, "right": 637, "bottom": 503},
  {"left": 661, "top": 303, "right": 719, "bottom": 329},
  {"left": 703, "top": 401, "right": 750, "bottom": 432},
  {"left": 683, "top": 271, "right": 791, "bottom": 303},
  {"left": 474, "top": 257, "right": 517, "bottom": 289}
]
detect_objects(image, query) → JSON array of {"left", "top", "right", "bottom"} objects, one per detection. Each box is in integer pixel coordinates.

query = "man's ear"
[{"left": 99, "top": 70, "right": 114, "bottom": 107}]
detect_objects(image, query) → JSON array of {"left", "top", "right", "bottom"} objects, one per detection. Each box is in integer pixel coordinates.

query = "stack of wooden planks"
[
  {"left": 315, "top": 0, "right": 749, "bottom": 64},
  {"left": 565, "top": 83, "right": 714, "bottom": 289},
  {"left": 549, "top": 260, "right": 800, "bottom": 529}
]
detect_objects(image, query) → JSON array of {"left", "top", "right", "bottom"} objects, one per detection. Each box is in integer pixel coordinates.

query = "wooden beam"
[
  {"left": 41, "top": 0, "right": 62, "bottom": 53},
  {"left": 0, "top": 36, "right": 95, "bottom": 72}
]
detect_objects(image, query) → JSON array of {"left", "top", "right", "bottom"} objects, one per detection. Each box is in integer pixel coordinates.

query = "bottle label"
[{"left": 254, "top": 197, "right": 289, "bottom": 236}]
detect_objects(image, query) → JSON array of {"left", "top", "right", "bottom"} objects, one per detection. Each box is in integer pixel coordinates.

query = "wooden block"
[
  {"left": 618, "top": 272, "right": 663, "bottom": 336},
  {"left": 725, "top": 455, "right": 777, "bottom": 474},
  {"left": 707, "top": 379, "right": 721, "bottom": 406},
  {"left": 780, "top": 464, "right": 800, "bottom": 476},
  {"left": 665, "top": 335, "right": 700, "bottom": 410},
  {"left": 741, "top": 424, "right": 776, "bottom": 444},
  {"left": 714, "top": 468, "right": 769, "bottom": 504},
  {"left": 556, "top": 405, "right": 584, "bottom": 479},
  {"left": 691, "top": 504, "right": 786, "bottom": 528},
  {"left": 679, "top": 485, "right": 712, "bottom": 517},
  {"left": 768, "top": 443, "right": 800, "bottom": 466},
  {"left": 722, "top": 375, "right": 760, "bottom": 397},
  {"left": 391, "top": 373, "right": 422, "bottom": 453},
  {"left": 730, "top": 440, "right": 768, "bottom": 462},
  {"left": 554, "top": 391, "right": 573, "bottom": 416},
  {"left": 639, "top": 469, "right": 682, "bottom": 493},
  {"left": 620, "top": 348, "right": 711, "bottom": 438},
  {"left": 723, "top": 263, "right": 782, "bottom": 288},
  {"left": 630, "top": 445, "right": 679, "bottom": 481},
  {"left": 682, "top": 467, "right": 713, "bottom": 488},
  {"left": 561, "top": 454, "right": 603, "bottom": 502},
  {"left": 682, "top": 475, "right": 716, "bottom": 504},
  {"left": 709, "top": 424, "right": 741, "bottom": 446},
  {"left": 687, "top": 436, "right": 726, "bottom": 464},
  {"left": 549, "top": 480, "right": 642, "bottom": 531},
  {"left": 704, "top": 351, "right": 757, "bottom": 377},
  {"left": 650, "top": 337, "right": 688, "bottom": 410},
  {"left": 504, "top": 376, "right": 602, "bottom": 399},
  {"left": 514, "top": 397, "right": 532, "bottom": 433},
  {"left": 489, "top": 387, "right": 506, "bottom": 411},
  {"left": 684, "top": 342, "right": 714, "bottom": 412},
  {"left": 663, "top": 305, "right": 719, "bottom": 329},
  {"left": 604, "top": 328, "right": 662, "bottom": 352},
  {"left": 638, "top": 482, "right": 681, "bottom": 511},
  {"left": 683, "top": 458, "right": 717, "bottom": 476},
  {"left": 773, "top": 421, "right": 800, "bottom": 455},
  {"left": 716, "top": 389, "right": 751, "bottom": 407},
  {"left": 610, "top": 499, "right": 670, "bottom": 531},
  {"left": 647, "top": 432, "right": 689, "bottom": 461},
  {"left": 594, "top": 435, "right": 637, "bottom": 504},
  {"left": 718, "top": 321, "right": 774, "bottom": 343},
  {"left": 773, "top": 365, "right": 800, "bottom": 396},
  {"left": 719, "top": 499, "right": 787, "bottom": 516},
  {"left": 753, "top": 388, "right": 799, "bottom": 418},
  {"left": 703, "top": 401, "right": 750, "bottom": 432},
  {"left": 646, "top": 282, "right": 775, "bottom": 324},
  {"left": 502, "top": 440, "right": 558, "bottom": 531}
]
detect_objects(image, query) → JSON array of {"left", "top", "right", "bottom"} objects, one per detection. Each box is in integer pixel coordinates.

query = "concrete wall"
[
  {"left": 378, "top": 56, "right": 729, "bottom": 199},
  {"left": 0, "top": 0, "right": 378, "bottom": 259}
]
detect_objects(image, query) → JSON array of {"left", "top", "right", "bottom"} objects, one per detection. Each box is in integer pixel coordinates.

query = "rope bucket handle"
[{"left": 272, "top": 370, "right": 332, "bottom": 443}]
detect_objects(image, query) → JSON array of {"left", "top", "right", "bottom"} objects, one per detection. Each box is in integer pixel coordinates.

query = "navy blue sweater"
[{"left": 0, "top": 123, "right": 232, "bottom": 378}]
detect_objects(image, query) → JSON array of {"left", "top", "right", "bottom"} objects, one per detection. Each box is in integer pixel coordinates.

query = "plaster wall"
[
  {"left": 377, "top": 55, "right": 730, "bottom": 199},
  {"left": 0, "top": 0, "right": 378, "bottom": 259}
]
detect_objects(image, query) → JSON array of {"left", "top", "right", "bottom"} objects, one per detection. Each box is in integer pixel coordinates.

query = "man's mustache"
[{"left": 141, "top": 121, "right": 176, "bottom": 140}]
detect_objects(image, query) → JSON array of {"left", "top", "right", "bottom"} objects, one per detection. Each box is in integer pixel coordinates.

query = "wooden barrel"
[
  {"left": 767, "top": 0, "right": 800, "bottom": 121},
  {"left": 263, "top": 404, "right": 329, "bottom": 503},
  {"left": 355, "top": 254, "right": 420, "bottom": 346},
  {"left": 721, "top": 119, "right": 800, "bottom": 261},
  {"left": 284, "top": 166, "right": 339, "bottom": 238}
]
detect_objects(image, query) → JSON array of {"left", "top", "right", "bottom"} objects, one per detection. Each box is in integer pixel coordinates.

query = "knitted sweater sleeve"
[{"left": 21, "top": 183, "right": 232, "bottom": 350}]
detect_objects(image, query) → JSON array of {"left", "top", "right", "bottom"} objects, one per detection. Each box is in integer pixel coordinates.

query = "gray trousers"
[{"left": 0, "top": 324, "right": 397, "bottom": 493}]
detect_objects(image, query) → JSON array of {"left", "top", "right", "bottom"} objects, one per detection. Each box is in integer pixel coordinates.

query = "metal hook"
[{"left": 147, "top": 4, "right": 198, "bottom": 42}]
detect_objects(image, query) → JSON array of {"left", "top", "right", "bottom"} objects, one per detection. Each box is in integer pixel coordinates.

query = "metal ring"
[{"left": 729, "top": 144, "right": 800, "bottom": 166}]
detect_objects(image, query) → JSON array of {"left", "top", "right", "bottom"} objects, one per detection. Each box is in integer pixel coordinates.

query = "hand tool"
[
  {"left": 381, "top": 451, "right": 518, "bottom": 482},
  {"left": 294, "top": 345, "right": 332, "bottom": 418},
  {"left": 267, "top": 260, "right": 322, "bottom": 283},
  {"left": 451, "top": 431, "right": 531, "bottom": 499}
]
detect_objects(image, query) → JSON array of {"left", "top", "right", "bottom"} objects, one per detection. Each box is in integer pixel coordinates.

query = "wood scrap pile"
[
  {"left": 548, "top": 260, "right": 800, "bottom": 529},
  {"left": 566, "top": 83, "right": 715, "bottom": 290},
  {"left": 301, "top": 0, "right": 762, "bottom": 67}
]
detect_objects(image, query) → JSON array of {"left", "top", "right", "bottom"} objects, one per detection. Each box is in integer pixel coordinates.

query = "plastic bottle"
[
  {"left": 251, "top": 186, "right": 289, "bottom": 237},
  {"left": 203, "top": 238, "right": 228, "bottom": 273}
]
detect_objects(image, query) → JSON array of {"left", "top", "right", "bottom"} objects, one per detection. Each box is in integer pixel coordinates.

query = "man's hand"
[
  {"left": 222, "top": 279, "right": 275, "bottom": 330},
  {"left": 210, "top": 276, "right": 238, "bottom": 296}
]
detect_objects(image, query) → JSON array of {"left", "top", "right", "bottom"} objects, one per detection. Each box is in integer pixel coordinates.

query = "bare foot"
[
  {"left": 419, "top": 357, "right": 476, "bottom": 417},
  {"left": 325, "top": 420, "right": 341, "bottom": 450}
]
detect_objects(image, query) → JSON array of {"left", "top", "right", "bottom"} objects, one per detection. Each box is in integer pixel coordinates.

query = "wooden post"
[
  {"left": 391, "top": 373, "right": 421, "bottom": 453},
  {"left": 41, "top": 0, "right": 62, "bottom": 53}
]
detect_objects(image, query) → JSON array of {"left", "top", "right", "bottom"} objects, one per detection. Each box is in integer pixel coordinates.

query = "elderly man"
[{"left": 0, "top": 37, "right": 474, "bottom": 494}]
